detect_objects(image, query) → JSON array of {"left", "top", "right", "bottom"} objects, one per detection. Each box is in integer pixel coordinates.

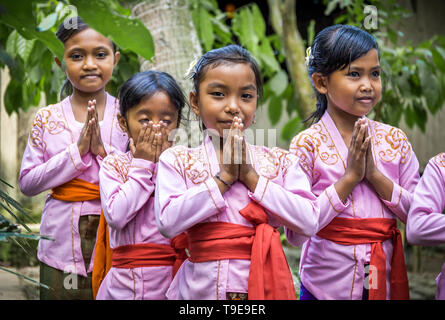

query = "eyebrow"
[
  {"left": 348, "top": 65, "right": 381, "bottom": 71},
  {"left": 67, "top": 46, "right": 112, "bottom": 53},
  {"left": 136, "top": 109, "right": 176, "bottom": 117},
  {"left": 207, "top": 82, "right": 257, "bottom": 91}
]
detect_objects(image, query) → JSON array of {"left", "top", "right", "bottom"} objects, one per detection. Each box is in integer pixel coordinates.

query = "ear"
[
  {"left": 189, "top": 91, "right": 200, "bottom": 118},
  {"left": 117, "top": 114, "right": 128, "bottom": 133},
  {"left": 55, "top": 57, "right": 63, "bottom": 70},
  {"left": 113, "top": 51, "right": 121, "bottom": 67},
  {"left": 311, "top": 72, "right": 328, "bottom": 95}
]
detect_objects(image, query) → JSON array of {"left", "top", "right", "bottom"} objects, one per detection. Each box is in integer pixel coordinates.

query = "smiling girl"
[
  {"left": 155, "top": 44, "right": 318, "bottom": 300},
  {"left": 288, "top": 25, "right": 420, "bottom": 300},
  {"left": 18, "top": 17, "right": 127, "bottom": 299}
]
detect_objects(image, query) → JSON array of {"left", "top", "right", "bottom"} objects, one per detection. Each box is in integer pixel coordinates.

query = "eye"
[
  {"left": 162, "top": 120, "right": 172, "bottom": 125},
  {"left": 241, "top": 93, "right": 254, "bottom": 100},
  {"left": 97, "top": 52, "right": 108, "bottom": 59},
  {"left": 347, "top": 71, "right": 360, "bottom": 77},
  {"left": 139, "top": 118, "right": 150, "bottom": 124},
  {"left": 210, "top": 91, "right": 224, "bottom": 97},
  {"left": 70, "top": 53, "right": 83, "bottom": 60},
  {"left": 372, "top": 70, "right": 381, "bottom": 77}
]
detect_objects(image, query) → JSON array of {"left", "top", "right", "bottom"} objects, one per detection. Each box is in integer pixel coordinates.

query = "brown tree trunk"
[{"left": 268, "top": 0, "right": 315, "bottom": 123}]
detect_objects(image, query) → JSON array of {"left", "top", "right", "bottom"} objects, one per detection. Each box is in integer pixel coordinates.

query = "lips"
[
  {"left": 356, "top": 96, "right": 374, "bottom": 104},
  {"left": 81, "top": 74, "right": 101, "bottom": 79}
]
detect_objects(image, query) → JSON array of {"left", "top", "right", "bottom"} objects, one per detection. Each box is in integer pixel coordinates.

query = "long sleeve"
[
  {"left": 248, "top": 152, "right": 318, "bottom": 238},
  {"left": 18, "top": 110, "right": 92, "bottom": 196},
  {"left": 100, "top": 155, "right": 156, "bottom": 231},
  {"left": 379, "top": 136, "right": 420, "bottom": 223},
  {"left": 407, "top": 156, "right": 445, "bottom": 245},
  {"left": 289, "top": 132, "right": 349, "bottom": 234},
  {"left": 154, "top": 148, "right": 227, "bottom": 239}
]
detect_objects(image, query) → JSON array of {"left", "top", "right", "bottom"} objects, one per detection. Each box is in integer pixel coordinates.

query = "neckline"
[{"left": 63, "top": 92, "right": 111, "bottom": 130}]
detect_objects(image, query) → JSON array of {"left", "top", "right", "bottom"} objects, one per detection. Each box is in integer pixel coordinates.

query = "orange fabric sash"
[
  {"left": 50, "top": 179, "right": 108, "bottom": 299},
  {"left": 316, "top": 217, "right": 409, "bottom": 300},
  {"left": 187, "top": 202, "right": 296, "bottom": 300}
]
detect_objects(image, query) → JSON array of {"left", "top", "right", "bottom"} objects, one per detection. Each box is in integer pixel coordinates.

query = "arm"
[
  {"left": 100, "top": 155, "right": 156, "bottom": 230},
  {"left": 154, "top": 148, "right": 228, "bottom": 238},
  {"left": 378, "top": 136, "right": 420, "bottom": 223},
  {"left": 249, "top": 152, "right": 318, "bottom": 238},
  {"left": 18, "top": 110, "right": 92, "bottom": 196},
  {"left": 406, "top": 158, "right": 445, "bottom": 245}
]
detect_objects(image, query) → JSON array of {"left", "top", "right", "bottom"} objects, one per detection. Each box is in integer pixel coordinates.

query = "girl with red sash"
[
  {"left": 18, "top": 17, "right": 127, "bottom": 299},
  {"left": 288, "top": 25, "right": 420, "bottom": 300},
  {"left": 155, "top": 45, "right": 318, "bottom": 300},
  {"left": 94, "top": 71, "right": 187, "bottom": 300}
]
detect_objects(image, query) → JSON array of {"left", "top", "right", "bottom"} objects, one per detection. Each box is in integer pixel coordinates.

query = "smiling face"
[
  {"left": 190, "top": 62, "right": 258, "bottom": 137},
  {"left": 63, "top": 28, "right": 119, "bottom": 94},
  {"left": 118, "top": 91, "right": 179, "bottom": 142},
  {"left": 315, "top": 48, "right": 382, "bottom": 118}
]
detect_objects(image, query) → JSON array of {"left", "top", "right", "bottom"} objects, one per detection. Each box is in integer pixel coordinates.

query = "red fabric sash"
[
  {"left": 187, "top": 202, "right": 296, "bottom": 300},
  {"left": 112, "top": 243, "right": 176, "bottom": 268},
  {"left": 316, "top": 217, "right": 409, "bottom": 300}
]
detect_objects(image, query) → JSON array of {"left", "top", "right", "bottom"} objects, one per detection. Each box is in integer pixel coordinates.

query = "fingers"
[{"left": 129, "top": 138, "right": 136, "bottom": 155}]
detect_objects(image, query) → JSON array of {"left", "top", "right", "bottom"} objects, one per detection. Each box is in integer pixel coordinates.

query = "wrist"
[
  {"left": 366, "top": 169, "right": 382, "bottom": 184},
  {"left": 219, "top": 170, "right": 237, "bottom": 186},
  {"left": 343, "top": 172, "right": 360, "bottom": 188}
]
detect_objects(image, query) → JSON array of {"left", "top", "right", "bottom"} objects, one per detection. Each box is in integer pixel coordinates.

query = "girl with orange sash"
[
  {"left": 94, "top": 71, "right": 186, "bottom": 300},
  {"left": 18, "top": 17, "right": 127, "bottom": 299},
  {"left": 288, "top": 25, "right": 420, "bottom": 300},
  {"left": 155, "top": 45, "right": 318, "bottom": 300}
]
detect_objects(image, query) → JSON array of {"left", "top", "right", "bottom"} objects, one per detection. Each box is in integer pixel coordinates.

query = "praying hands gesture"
[
  {"left": 77, "top": 100, "right": 107, "bottom": 158},
  {"left": 216, "top": 117, "right": 259, "bottom": 193},
  {"left": 335, "top": 118, "right": 393, "bottom": 203},
  {"left": 129, "top": 121, "right": 171, "bottom": 163}
]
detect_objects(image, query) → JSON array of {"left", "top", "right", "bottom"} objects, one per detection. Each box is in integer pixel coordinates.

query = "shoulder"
[
  {"left": 431, "top": 153, "right": 445, "bottom": 169},
  {"left": 289, "top": 123, "right": 322, "bottom": 155},
  {"left": 32, "top": 102, "right": 63, "bottom": 126},
  {"left": 369, "top": 119, "right": 411, "bottom": 146},
  {"left": 254, "top": 145, "right": 296, "bottom": 178},
  {"left": 101, "top": 150, "right": 131, "bottom": 178}
]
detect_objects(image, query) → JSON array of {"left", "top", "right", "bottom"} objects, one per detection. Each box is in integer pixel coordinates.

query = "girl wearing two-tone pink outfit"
[
  {"left": 155, "top": 45, "right": 318, "bottom": 300},
  {"left": 95, "top": 71, "right": 186, "bottom": 300},
  {"left": 407, "top": 153, "right": 445, "bottom": 300},
  {"left": 288, "top": 25, "right": 420, "bottom": 300},
  {"left": 18, "top": 17, "right": 126, "bottom": 299}
]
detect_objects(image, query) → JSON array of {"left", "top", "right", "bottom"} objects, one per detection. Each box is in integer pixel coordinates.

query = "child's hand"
[
  {"left": 89, "top": 100, "right": 107, "bottom": 158},
  {"left": 345, "top": 118, "right": 370, "bottom": 184},
  {"left": 219, "top": 117, "right": 242, "bottom": 186},
  {"left": 239, "top": 135, "right": 259, "bottom": 192},
  {"left": 364, "top": 129, "right": 379, "bottom": 182},
  {"left": 131, "top": 122, "right": 161, "bottom": 162},
  {"left": 77, "top": 103, "right": 92, "bottom": 156},
  {"left": 159, "top": 121, "right": 173, "bottom": 156}
]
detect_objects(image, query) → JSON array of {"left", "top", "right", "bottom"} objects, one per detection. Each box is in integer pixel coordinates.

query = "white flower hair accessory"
[
  {"left": 305, "top": 46, "right": 313, "bottom": 66},
  {"left": 184, "top": 57, "right": 199, "bottom": 80}
]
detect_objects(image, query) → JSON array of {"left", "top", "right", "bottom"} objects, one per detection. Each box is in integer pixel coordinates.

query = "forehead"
[
  {"left": 349, "top": 49, "right": 380, "bottom": 67},
  {"left": 200, "top": 63, "right": 257, "bottom": 88},
  {"left": 64, "top": 28, "right": 114, "bottom": 51},
  {"left": 129, "top": 91, "right": 178, "bottom": 116}
]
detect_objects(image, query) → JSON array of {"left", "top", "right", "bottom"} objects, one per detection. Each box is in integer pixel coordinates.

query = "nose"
[
  {"left": 226, "top": 97, "right": 240, "bottom": 115},
  {"left": 360, "top": 76, "right": 372, "bottom": 92},
  {"left": 83, "top": 54, "right": 97, "bottom": 70}
]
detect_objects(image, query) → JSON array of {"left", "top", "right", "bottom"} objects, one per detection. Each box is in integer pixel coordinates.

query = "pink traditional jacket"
[
  {"left": 407, "top": 153, "right": 445, "bottom": 300},
  {"left": 288, "top": 111, "right": 420, "bottom": 300},
  {"left": 18, "top": 93, "right": 128, "bottom": 277},
  {"left": 154, "top": 134, "right": 318, "bottom": 300},
  {"left": 96, "top": 150, "right": 172, "bottom": 300}
]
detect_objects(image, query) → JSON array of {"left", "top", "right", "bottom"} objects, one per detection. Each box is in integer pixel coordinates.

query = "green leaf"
[
  {"left": 416, "top": 59, "right": 439, "bottom": 108},
  {"left": 307, "top": 20, "right": 316, "bottom": 46},
  {"left": 268, "top": 95, "right": 283, "bottom": 126},
  {"left": 251, "top": 3, "right": 265, "bottom": 39},
  {"left": 70, "top": 0, "right": 154, "bottom": 61},
  {"left": 233, "top": 7, "right": 258, "bottom": 54},
  {"left": 199, "top": 7, "right": 214, "bottom": 51},
  {"left": 0, "top": 0, "right": 65, "bottom": 60},
  {"left": 257, "top": 38, "right": 280, "bottom": 74},
  {"left": 432, "top": 46, "right": 445, "bottom": 73},
  {"left": 281, "top": 116, "right": 304, "bottom": 141},
  {"left": 4, "top": 78, "right": 23, "bottom": 115},
  {"left": 269, "top": 70, "right": 288, "bottom": 96},
  {"left": 36, "top": 12, "right": 58, "bottom": 32}
]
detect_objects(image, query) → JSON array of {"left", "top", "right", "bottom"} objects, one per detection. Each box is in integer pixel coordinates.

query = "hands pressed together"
[
  {"left": 77, "top": 100, "right": 107, "bottom": 158},
  {"left": 129, "top": 121, "right": 171, "bottom": 163},
  {"left": 217, "top": 116, "right": 259, "bottom": 193}
]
